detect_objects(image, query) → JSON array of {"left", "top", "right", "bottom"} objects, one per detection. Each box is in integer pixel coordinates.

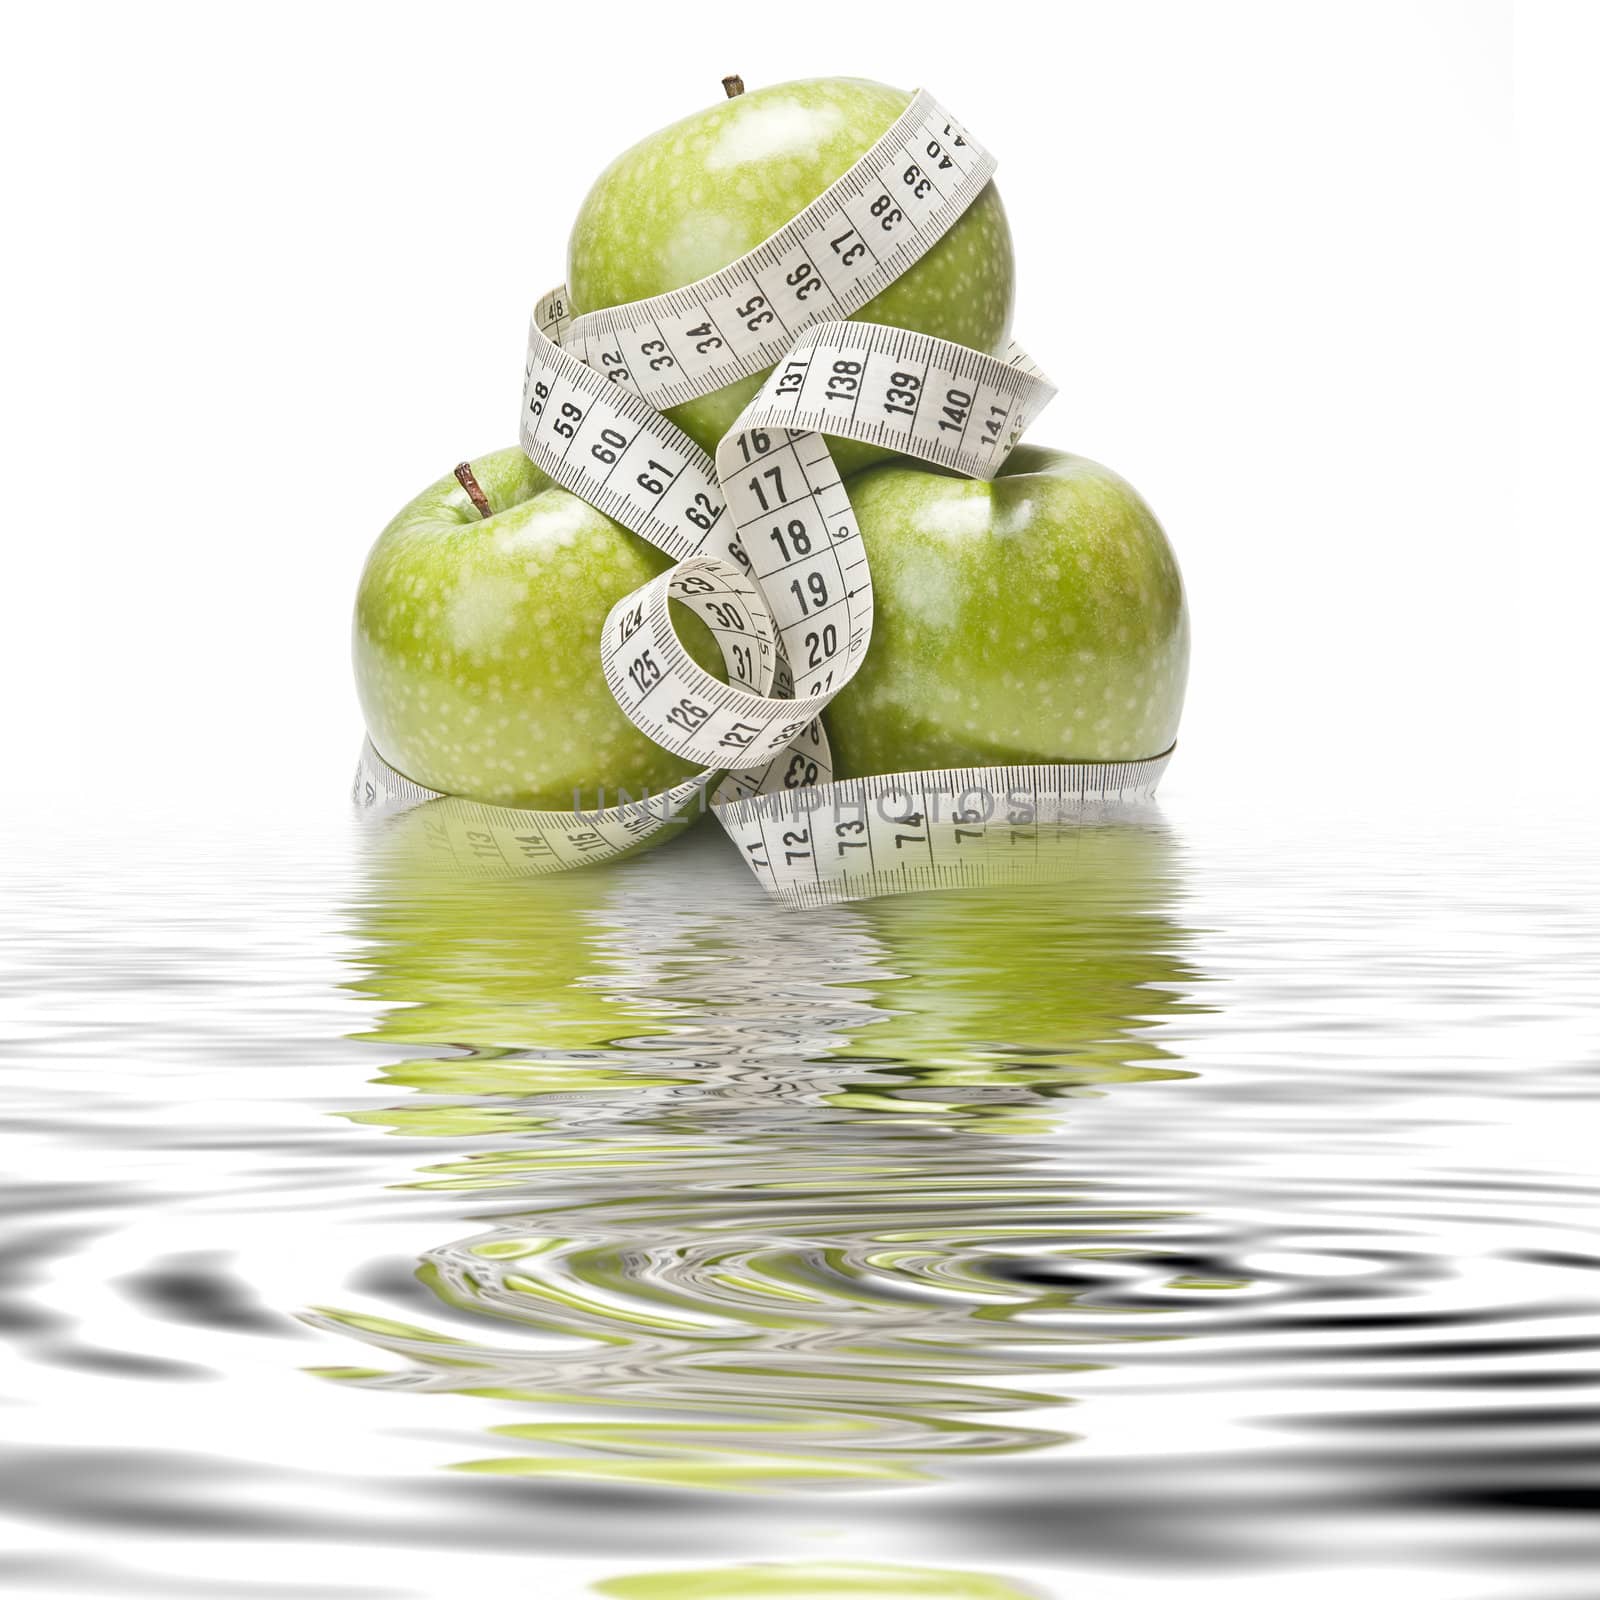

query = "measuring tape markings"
[
  {"left": 716, "top": 753, "right": 1175, "bottom": 902},
  {"left": 354, "top": 738, "right": 714, "bottom": 877},
  {"left": 359, "top": 88, "right": 1173, "bottom": 898},
  {"left": 524, "top": 281, "right": 1057, "bottom": 777},
  {"left": 581, "top": 323, "right": 1058, "bottom": 777}
]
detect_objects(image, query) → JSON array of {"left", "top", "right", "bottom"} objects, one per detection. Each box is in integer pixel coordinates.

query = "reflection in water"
[
  {"left": 4, "top": 813, "right": 1597, "bottom": 1597},
  {"left": 308, "top": 821, "right": 1210, "bottom": 1492},
  {"left": 592, "top": 1560, "right": 1046, "bottom": 1599}
]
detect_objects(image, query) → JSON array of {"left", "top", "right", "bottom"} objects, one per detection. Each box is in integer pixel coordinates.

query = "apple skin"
[
  {"left": 824, "top": 446, "right": 1189, "bottom": 778},
  {"left": 352, "top": 447, "right": 721, "bottom": 809},
  {"left": 566, "top": 77, "right": 1014, "bottom": 474}
]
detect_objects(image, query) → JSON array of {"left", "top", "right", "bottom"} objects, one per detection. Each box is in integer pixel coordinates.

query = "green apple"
[
  {"left": 566, "top": 77, "right": 1014, "bottom": 472},
  {"left": 352, "top": 447, "right": 720, "bottom": 808},
  {"left": 824, "top": 446, "right": 1189, "bottom": 777}
]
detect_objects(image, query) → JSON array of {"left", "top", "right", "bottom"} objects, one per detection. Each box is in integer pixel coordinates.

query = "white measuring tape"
[{"left": 355, "top": 89, "right": 1173, "bottom": 904}]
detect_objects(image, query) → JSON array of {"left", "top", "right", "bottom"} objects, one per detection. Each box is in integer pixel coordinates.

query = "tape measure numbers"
[
  {"left": 354, "top": 737, "right": 712, "bottom": 876},
  {"left": 716, "top": 752, "right": 1174, "bottom": 906}
]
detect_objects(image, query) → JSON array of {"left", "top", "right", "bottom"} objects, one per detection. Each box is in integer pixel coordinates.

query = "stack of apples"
[{"left": 354, "top": 79, "right": 1189, "bottom": 816}]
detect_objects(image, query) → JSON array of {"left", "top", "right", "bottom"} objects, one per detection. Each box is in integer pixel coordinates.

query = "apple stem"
[
  {"left": 721, "top": 74, "right": 744, "bottom": 98},
  {"left": 454, "top": 461, "right": 493, "bottom": 519}
]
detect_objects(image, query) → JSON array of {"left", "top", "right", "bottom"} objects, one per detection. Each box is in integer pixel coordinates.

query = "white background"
[{"left": 6, "top": 0, "right": 1597, "bottom": 825}]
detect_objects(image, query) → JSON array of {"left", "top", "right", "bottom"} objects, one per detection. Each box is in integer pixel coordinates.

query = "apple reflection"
[{"left": 310, "top": 817, "right": 1213, "bottom": 1493}]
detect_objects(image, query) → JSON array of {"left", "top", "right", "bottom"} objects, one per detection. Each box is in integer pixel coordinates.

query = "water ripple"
[{"left": 0, "top": 813, "right": 1596, "bottom": 1596}]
